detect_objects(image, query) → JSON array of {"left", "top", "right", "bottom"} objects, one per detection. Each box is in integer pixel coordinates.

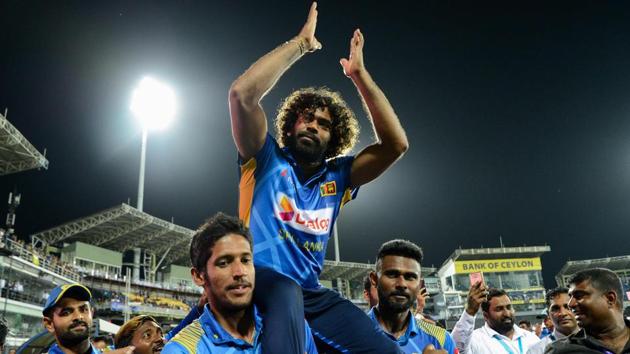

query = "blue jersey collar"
[
  {"left": 368, "top": 307, "right": 418, "bottom": 345},
  {"left": 280, "top": 146, "right": 329, "bottom": 184},
  {"left": 199, "top": 304, "right": 262, "bottom": 348}
]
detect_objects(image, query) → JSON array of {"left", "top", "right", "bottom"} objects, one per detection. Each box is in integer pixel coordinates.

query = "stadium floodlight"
[
  {"left": 130, "top": 76, "right": 176, "bottom": 212},
  {"left": 130, "top": 77, "right": 176, "bottom": 131}
]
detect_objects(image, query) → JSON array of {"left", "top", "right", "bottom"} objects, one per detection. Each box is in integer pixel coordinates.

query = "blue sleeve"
[
  {"left": 165, "top": 306, "right": 202, "bottom": 341},
  {"left": 334, "top": 155, "right": 359, "bottom": 206},
  {"left": 238, "top": 134, "right": 278, "bottom": 173},
  {"left": 304, "top": 321, "right": 319, "bottom": 354},
  {"left": 443, "top": 331, "right": 458, "bottom": 354}
]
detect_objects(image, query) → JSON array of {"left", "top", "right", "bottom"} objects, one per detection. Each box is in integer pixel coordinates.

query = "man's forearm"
[
  {"left": 351, "top": 70, "right": 408, "bottom": 155},
  {"left": 230, "top": 38, "right": 306, "bottom": 107}
]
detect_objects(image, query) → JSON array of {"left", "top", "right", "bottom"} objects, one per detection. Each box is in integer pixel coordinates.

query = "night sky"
[{"left": 2, "top": 1, "right": 630, "bottom": 287}]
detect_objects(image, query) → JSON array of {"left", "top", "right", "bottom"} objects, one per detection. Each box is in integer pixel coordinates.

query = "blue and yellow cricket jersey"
[
  {"left": 239, "top": 134, "right": 357, "bottom": 289},
  {"left": 368, "top": 308, "right": 458, "bottom": 354},
  {"left": 162, "top": 304, "right": 318, "bottom": 354}
]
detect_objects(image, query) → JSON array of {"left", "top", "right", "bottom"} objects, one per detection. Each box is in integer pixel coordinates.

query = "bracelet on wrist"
[{"left": 287, "top": 38, "right": 306, "bottom": 55}]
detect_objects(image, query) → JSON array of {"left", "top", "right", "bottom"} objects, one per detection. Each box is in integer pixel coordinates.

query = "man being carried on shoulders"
[{"left": 228, "top": 2, "right": 408, "bottom": 352}]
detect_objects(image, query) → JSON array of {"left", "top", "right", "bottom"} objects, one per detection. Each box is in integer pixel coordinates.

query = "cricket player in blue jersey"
[
  {"left": 162, "top": 213, "right": 318, "bottom": 354},
  {"left": 228, "top": 2, "right": 408, "bottom": 353},
  {"left": 42, "top": 283, "right": 135, "bottom": 354},
  {"left": 368, "top": 240, "right": 458, "bottom": 354}
]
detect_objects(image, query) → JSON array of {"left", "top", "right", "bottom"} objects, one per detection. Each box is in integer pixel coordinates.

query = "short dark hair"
[
  {"left": 375, "top": 239, "right": 423, "bottom": 272},
  {"left": 545, "top": 287, "right": 569, "bottom": 308},
  {"left": 190, "top": 212, "right": 252, "bottom": 273},
  {"left": 115, "top": 315, "right": 158, "bottom": 349},
  {"left": 0, "top": 318, "right": 7, "bottom": 348},
  {"left": 481, "top": 288, "right": 509, "bottom": 313},
  {"left": 518, "top": 320, "right": 531, "bottom": 328},
  {"left": 568, "top": 268, "right": 624, "bottom": 308},
  {"left": 275, "top": 87, "right": 359, "bottom": 159}
]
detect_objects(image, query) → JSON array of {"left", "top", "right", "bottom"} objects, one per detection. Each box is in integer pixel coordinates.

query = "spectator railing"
[{"left": 3, "top": 238, "right": 81, "bottom": 282}]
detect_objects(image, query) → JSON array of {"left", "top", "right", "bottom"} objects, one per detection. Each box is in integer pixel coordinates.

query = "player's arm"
[
  {"left": 451, "top": 282, "right": 488, "bottom": 353},
  {"left": 341, "top": 29, "right": 409, "bottom": 188},
  {"left": 229, "top": 2, "right": 322, "bottom": 160}
]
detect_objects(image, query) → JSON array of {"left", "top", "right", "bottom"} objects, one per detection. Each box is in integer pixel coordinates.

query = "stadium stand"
[
  {"left": 0, "top": 109, "right": 48, "bottom": 175},
  {"left": 556, "top": 256, "right": 630, "bottom": 308}
]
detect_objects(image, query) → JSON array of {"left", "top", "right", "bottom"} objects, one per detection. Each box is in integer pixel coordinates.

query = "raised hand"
[
  {"left": 340, "top": 29, "right": 365, "bottom": 78},
  {"left": 465, "top": 281, "right": 488, "bottom": 316},
  {"left": 296, "top": 2, "right": 322, "bottom": 53}
]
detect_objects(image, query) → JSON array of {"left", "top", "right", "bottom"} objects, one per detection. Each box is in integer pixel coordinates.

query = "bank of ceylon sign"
[{"left": 454, "top": 257, "right": 542, "bottom": 273}]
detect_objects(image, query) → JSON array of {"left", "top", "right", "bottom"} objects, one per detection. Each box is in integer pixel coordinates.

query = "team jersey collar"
[
  {"left": 280, "top": 146, "right": 329, "bottom": 185},
  {"left": 199, "top": 304, "right": 263, "bottom": 348},
  {"left": 368, "top": 307, "right": 418, "bottom": 344}
]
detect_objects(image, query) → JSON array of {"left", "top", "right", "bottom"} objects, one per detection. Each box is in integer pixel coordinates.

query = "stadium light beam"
[{"left": 130, "top": 77, "right": 176, "bottom": 212}]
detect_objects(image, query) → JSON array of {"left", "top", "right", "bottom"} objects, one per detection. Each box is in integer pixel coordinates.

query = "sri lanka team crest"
[
  {"left": 320, "top": 181, "right": 337, "bottom": 196},
  {"left": 275, "top": 193, "right": 333, "bottom": 235}
]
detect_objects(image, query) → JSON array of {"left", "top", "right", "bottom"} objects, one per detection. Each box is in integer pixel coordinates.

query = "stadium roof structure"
[
  {"left": 320, "top": 260, "right": 374, "bottom": 282},
  {"left": 32, "top": 203, "right": 194, "bottom": 267},
  {"left": 320, "top": 260, "right": 437, "bottom": 283},
  {"left": 0, "top": 109, "right": 49, "bottom": 175},
  {"left": 555, "top": 255, "right": 630, "bottom": 286}
]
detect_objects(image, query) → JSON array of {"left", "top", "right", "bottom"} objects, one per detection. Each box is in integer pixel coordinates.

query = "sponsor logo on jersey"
[{"left": 275, "top": 193, "right": 333, "bottom": 235}]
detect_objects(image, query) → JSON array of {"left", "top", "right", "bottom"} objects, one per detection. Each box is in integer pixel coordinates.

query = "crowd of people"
[
  {"left": 9, "top": 2, "right": 630, "bottom": 354},
  {"left": 36, "top": 214, "right": 630, "bottom": 354}
]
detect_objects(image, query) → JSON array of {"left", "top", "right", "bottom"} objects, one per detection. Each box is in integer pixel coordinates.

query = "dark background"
[{"left": 2, "top": 1, "right": 630, "bottom": 287}]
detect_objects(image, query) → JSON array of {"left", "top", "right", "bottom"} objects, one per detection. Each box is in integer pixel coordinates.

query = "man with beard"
[
  {"left": 368, "top": 239, "right": 457, "bottom": 354},
  {"left": 161, "top": 213, "right": 317, "bottom": 354},
  {"left": 526, "top": 287, "right": 578, "bottom": 354},
  {"left": 450, "top": 280, "right": 490, "bottom": 353},
  {"left": 42, "top": 283, "right": 134, "bottom": 354},
  {"left": 229, "top": 2, "right": 407, "bottom": 353},
  {"left": 545, "top": 268, "right": 630, "bottom": 354},
  {"left": 465, "top": 288, "right": 540, "bottom": 354}
]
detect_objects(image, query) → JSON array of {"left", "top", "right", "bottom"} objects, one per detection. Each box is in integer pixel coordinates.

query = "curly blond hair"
[{"left": 275, "top": 87, "right": 360, "bottom": 159}]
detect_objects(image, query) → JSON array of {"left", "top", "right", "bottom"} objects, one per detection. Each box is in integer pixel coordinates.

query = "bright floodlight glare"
[{"left": 130, "top": 77, "right": 176, "bottom": 130}]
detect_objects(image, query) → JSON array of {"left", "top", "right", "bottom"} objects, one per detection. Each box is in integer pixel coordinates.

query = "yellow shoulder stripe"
[
  {"left": 170, "top": 320, "right": 204, "bottom": 353},
  {"left": 417, "top": 318, "right": 447, "bottom": 346},
  {"left": 239, "top": 157, "right": 257, "bottom": 226},
  {"left": 340, "top": 188, "right": 353, "bottom": 208}
]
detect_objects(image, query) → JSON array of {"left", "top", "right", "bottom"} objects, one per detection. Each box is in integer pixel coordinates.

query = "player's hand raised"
[
  {"left": 296, "top": 2, "right": 322, "bottom": 53},
  {"left": 340, "top": 29, "right": 366, "bottom": 78}
]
